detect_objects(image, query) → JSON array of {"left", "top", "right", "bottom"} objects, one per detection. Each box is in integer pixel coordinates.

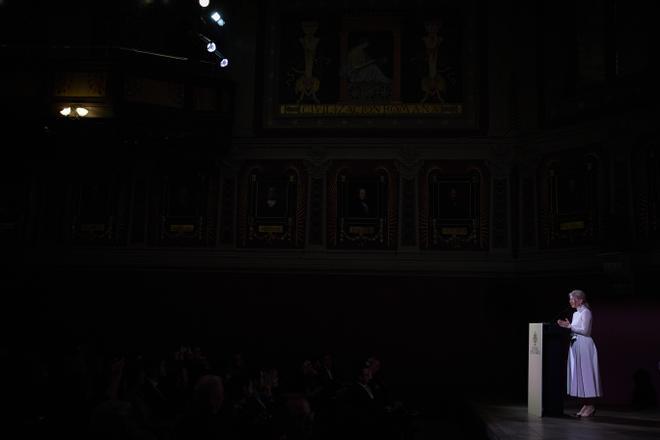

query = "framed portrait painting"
[
  {"left": 328, "top": 161, "right": 398, "bottom": 249},
  {"left": 239, "top": 162, "right": 307, "bottom": 248},
  {"left": 420, "top": 161, "right": 489, "bottom": 250}
]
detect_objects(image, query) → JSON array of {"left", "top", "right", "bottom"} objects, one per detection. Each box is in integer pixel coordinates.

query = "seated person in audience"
[{"left": 174, "top": 374, "right": 232, "bottom": 440}]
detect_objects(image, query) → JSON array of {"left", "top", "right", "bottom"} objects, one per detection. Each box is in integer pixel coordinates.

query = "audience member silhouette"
[{"left": 174, "top": 374, "right": 231, "bottom": 440}]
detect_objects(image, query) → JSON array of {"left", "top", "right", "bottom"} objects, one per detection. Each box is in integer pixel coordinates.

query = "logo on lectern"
[{"left": 530, "top": 331, "right": 540, "bottom": 355}]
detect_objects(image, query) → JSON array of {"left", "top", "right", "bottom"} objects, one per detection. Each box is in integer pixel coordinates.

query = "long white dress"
[{"left": 567, "top": 305, "right": 603, "bottom": 397}]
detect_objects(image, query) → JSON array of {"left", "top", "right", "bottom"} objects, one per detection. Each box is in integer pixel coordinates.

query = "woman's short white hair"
[{"left": 569, "top": 289, "right": 587, "bottom": 301}]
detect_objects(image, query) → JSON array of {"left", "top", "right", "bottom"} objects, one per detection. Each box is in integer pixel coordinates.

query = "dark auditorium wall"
[{"left": 10, "top": 270, "right": 494, "bottom": 390}]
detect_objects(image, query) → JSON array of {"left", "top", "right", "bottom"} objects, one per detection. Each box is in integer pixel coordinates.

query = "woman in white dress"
[{"left": 557, "top": 289, "right": 602, "bottom": 417}]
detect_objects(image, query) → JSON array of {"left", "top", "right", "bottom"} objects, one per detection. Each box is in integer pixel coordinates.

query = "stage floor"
[{"left": 473, "top": 402, "right": 660, "bottom": 440}]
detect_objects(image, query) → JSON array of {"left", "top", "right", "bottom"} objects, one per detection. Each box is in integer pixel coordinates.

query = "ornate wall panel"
[
  {"left": 150, "top": 163, "right": 219, "bottom": 246},
  {"left": 419, "top": 161, "right": 489, "bottom": 250},
  {"left": 261, "top": 1, "right": 482, "bottom": 132},
  {"left": 238, "top": 162, "right": 307, "bottom": 248},
  {"left": 538, "top": 150, "right": 601, "bottom": 248},
  {"left": 328, "top": 161, "right": 398, "bottom": 249},
  {"left": 68, "top": 170, "right": 130, "bottom": 245}
]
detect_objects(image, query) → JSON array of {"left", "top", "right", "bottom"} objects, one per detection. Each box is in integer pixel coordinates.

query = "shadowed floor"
[{"left": 473, "top": 402, "right": 660, "bottom": 440}]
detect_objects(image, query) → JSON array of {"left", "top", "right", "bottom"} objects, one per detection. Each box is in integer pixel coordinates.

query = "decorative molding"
[
  {"left": 400, "top": 178, "right": 417, "bottom": 247},
  {"left": 308, "top": 177, "right": 325, "bottom": 246},
  {"left": 23, "top": 246, "right": 656, "bottom": 279},
  {"left": 220, "top": 177, "right": 236, "bottom": 246},
  {"left": 491, "top": 178, "right": 509, "bottom": 249},
  {"left": 396, "top": 145, "right": 424, "bottom": 179},
  {"left": 520, "top": 176, "right": 537, "bottom": 248},
  {"left": 304, "top": 146, "right": 332, "bottom": 179}
]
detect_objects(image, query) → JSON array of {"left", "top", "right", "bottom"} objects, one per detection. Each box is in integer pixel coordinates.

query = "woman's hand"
[{"left": 557, "top": 319, "right": 571, "bottom": 328}]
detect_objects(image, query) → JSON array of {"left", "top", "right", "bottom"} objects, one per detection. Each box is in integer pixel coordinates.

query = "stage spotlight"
[
  {"left": 75, "top": 107, "right": 89, "bottom": 117},
  {"left": 199, "top": 0, "right": 210, "bottom": 7},
  {"left": 60, "top": 107, "right": 72, "bottom": 116},
  {"left": 197, "top": 33, "right": 228, "bottom": 69},
  {"left": 211, "top": 49, "right": 229, "bottom": 67},
  {"left": 198, "top": 33, "right": 218, "bottom": 53},
  {"left": 211, "top": 11, "right": 225, "bottom": 26}
]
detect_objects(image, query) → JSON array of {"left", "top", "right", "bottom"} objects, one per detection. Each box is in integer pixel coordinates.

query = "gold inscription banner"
[
  {"left": 81, "top": 224, "right": 107, "bottom": 232},
  {"left": 559, "top": 221, "right": 585, "bottom": 231},
  {"left": 348, "top": 226, "right": 376, "bottom": 235},
  {"left": 280, "top": 103, "right": 463, "bottom": 116},
  {"left": 441, "top": 227, "right": 468, "bottom": 236},
  {"left": 169, "top": 224, "right": 195, "bottom": 233},
  {"left": 258, "top": 225, "right": 284, "bottom": 233}
]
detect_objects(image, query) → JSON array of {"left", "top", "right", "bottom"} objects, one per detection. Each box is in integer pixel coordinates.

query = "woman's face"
[{"left": 569, "top": 294, "right": 582, "bottom": 309}]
